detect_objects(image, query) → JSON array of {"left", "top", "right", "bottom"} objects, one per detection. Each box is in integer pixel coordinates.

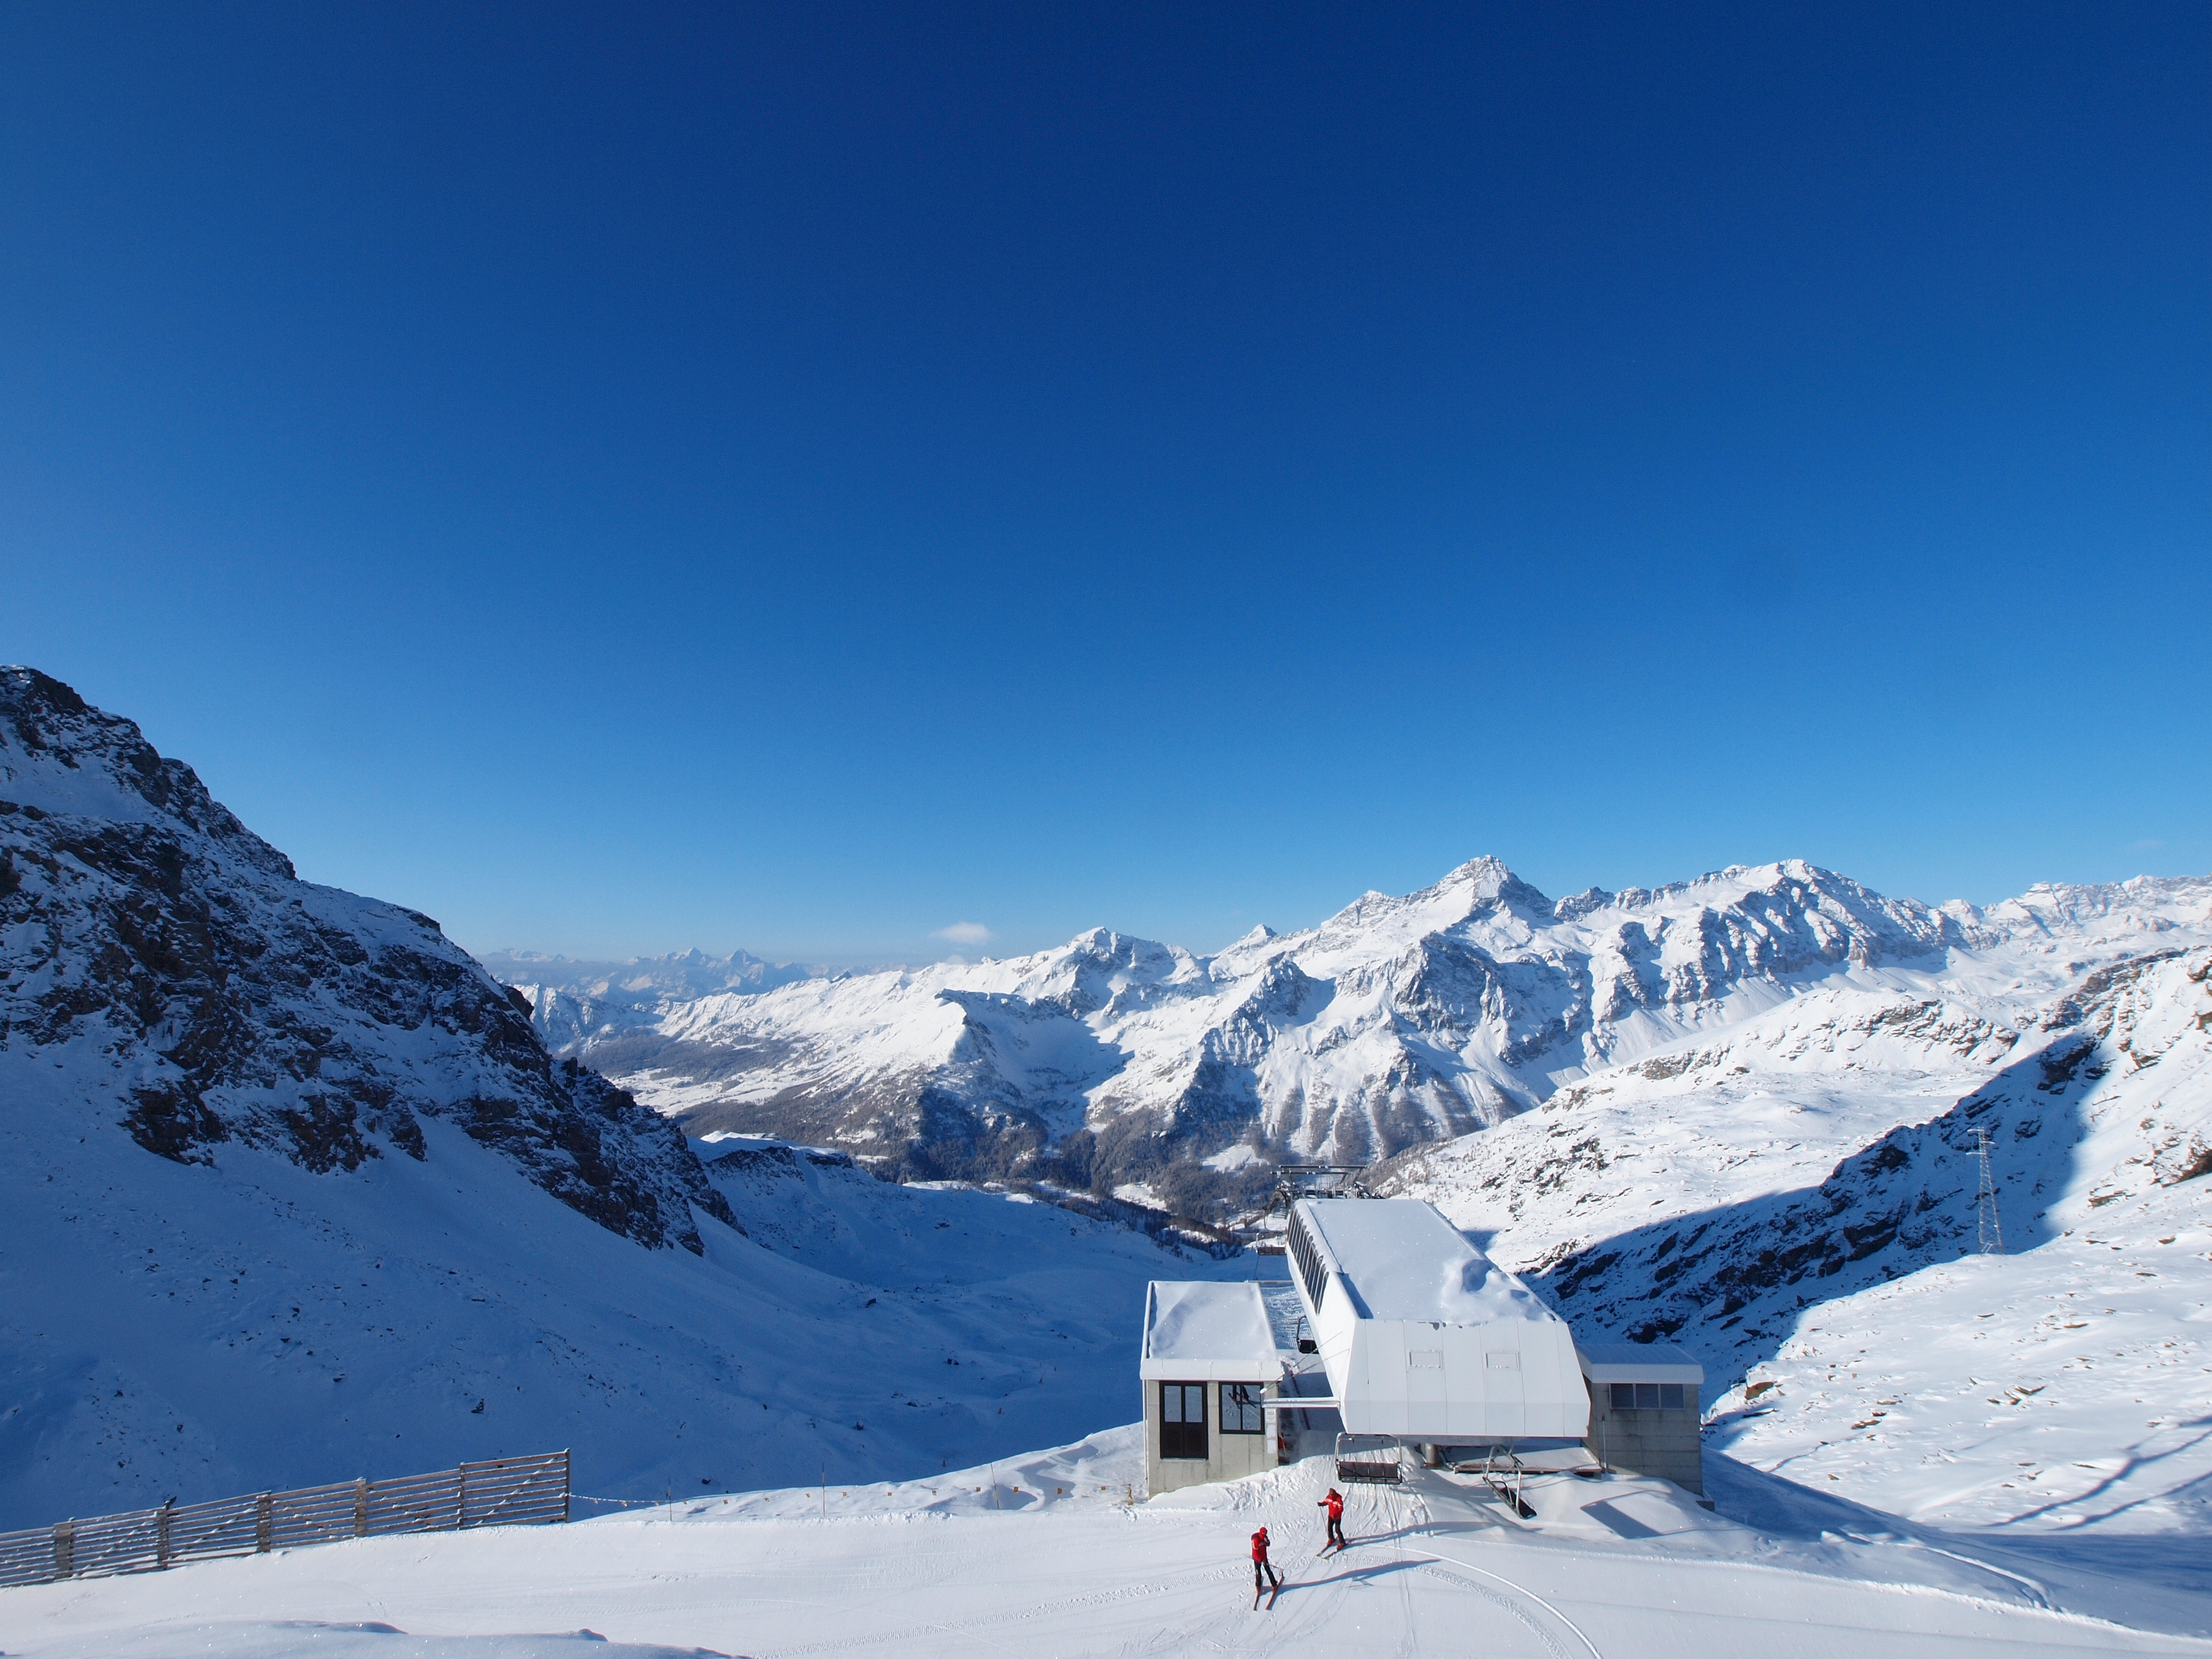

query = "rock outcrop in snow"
[
  {"left": 0, "top": 667, "right": 734, "bottom": 1252},
  {"left": 509, "top": 853, "right": 2211, "bottom": 1220}
]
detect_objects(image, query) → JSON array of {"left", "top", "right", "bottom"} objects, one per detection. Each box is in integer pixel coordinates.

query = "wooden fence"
[{"left": 0, "top": 1450, "right": 568, "bottom": 1589}]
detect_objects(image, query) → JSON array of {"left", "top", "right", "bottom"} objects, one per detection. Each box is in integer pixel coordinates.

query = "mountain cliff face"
[
  {"left": 0, "top": 668, "right": 733, "bottom": 1252},
  {"left": 509, "top": 853, "right": 2208, "bottom": 1221}
]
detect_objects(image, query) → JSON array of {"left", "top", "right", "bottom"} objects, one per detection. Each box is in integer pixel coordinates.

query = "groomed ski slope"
[{"left": 3, "top": 1432, "right": 2205, "bottom": 1658}]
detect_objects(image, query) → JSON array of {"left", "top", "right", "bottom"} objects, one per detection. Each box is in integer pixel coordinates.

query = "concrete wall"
[
  {"left": 1582, "top": 1382, "right": 1702, "bottom": 1494},
  {"left": 1143, "top": 1379, "right": 1278, "bottom": 1496}
]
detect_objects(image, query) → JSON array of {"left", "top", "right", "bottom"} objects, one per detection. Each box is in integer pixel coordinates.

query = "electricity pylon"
[{"left": 1973, "top": 1126, "right": 2005, "bottom": 1255}]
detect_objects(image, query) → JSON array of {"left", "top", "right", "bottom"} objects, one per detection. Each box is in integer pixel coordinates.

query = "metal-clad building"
[{"left": 1284, "top": 1198, "right": 1588, "bottom": 1441}]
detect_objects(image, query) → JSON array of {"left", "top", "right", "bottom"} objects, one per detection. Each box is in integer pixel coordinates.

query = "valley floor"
[{"left": 4, "top": 1431, "right": 2207, "bottom": 1658}]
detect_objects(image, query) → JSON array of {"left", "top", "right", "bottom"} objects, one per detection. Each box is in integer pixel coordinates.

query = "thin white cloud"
[{"left": 932, "top": 921, "right": 994, "bottom": 946}]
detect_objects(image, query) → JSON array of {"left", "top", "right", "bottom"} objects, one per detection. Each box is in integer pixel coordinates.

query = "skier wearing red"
[
  {"left": 1318, "top": 1486, "right": 1346, "bottom": 1551},
  {"left": 1250, "top": 1526, "right": 1280, "bottom": 1596}
]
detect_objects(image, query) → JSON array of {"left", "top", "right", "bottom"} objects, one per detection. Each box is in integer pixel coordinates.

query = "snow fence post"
[
  {"left": 353, "top": 1477, "right": 369, "bottom": 1538},
  {"left": 156, "top": 1499, "right": 172, "bottom": 1569},
  {"left": 255, "top": 1493, "right": 272, "bottom": 1553},
  {"left": 50, "top": 1519, "right": 71, "bottom": 1582}
]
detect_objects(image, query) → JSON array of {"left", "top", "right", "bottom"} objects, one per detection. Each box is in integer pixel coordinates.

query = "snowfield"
[
  {"left": 0, "top": 1081, "right": 1242, "bottom": 1530},
  {"left": 3, "top": 1436, "right": 2207, "bottom": 1657}
]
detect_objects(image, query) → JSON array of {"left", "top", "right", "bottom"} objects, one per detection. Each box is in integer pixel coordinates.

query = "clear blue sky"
[{"left": 3, "top": 3, "right": 2205, "bottom": 965}]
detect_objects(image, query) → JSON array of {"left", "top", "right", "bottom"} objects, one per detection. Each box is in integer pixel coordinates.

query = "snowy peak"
[
  {"left": 1555, "top": 860, "right": 1963, "bottom": 957},
  {"left": 532, "top": 848, "right": 2210, "bottom": 1223},
  {"left": 1974, "top": 872, "right": 2212, "bottom": 935},
  {"left": 0, "top": 668, "right": 732, "bottom": 1254},
  {"left": 1299, "top": 855, "right": 1553, "bottom": 968},
  {"left": 0, "top": 667, "right": 292, "bottom": 879},
  {"left": 479, "top": 945, "right": 825, "bottom": 1002}
]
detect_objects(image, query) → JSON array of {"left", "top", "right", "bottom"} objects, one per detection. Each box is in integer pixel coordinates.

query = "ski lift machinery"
[{"left": 1281, "top": 1197, "right": 1589, "bottom": 1486}]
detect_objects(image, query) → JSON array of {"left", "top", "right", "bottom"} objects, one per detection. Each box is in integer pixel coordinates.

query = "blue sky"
[{"left": 3, "top": 3, "right": 2205, "bottom": 965}]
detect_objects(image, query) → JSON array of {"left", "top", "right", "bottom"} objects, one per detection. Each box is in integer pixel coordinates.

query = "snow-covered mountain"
[
  {"left": 1380, "top": 940, "right": 2212, "bottom": 1536},
  {"left": 0, "top": 669, "right": 730, "bottom": 1251},
  {"left": 4, "top": 666, "right": 2207, "bottom": 1645},
  {"left": 0, "top": 669, "right": 1240, "bottom": 1530},
  {"left": 504, "top": 855, "right": 2212, "bottom": 1221},
  {"left": 476, "top": 948, "right": 828, "bottom": 1053}
]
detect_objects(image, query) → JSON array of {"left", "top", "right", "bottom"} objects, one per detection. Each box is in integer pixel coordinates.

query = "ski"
[{"left": 1268, "top": 1582, "right": 1283, "bottom": 1610}]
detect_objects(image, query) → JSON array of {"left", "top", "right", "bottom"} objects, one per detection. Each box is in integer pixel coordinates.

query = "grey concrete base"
[
  {"left": 1583, "top": 1391, "right": 1702, "bottom": 1494},
  {"left": 1144, "top": 1381, "right": 1279, "bottom": 1496}
]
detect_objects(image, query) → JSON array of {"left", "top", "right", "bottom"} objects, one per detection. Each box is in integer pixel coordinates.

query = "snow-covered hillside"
[
  {"left": 0, "top": 669, "right": 1241, "bottom": 1531},
  {"left": 505, "top": 854, "right": 2212, "bottom": 1222},
  {"left": 7, "top": 1437, "right": 2207, "bottom": 1655},
  {"left": 1383, "top": 943, "right": 2212, "bottom": 1542}
]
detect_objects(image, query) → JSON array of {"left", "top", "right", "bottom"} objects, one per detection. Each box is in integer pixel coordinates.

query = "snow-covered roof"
[
  {"left": 1296, "top": 1199, "right": 1553, "bottom": 1326},
  {"left": 1576, "top": 1340, "right": 1704, "bottom": 1383},
  {"left": 1139, "top": 1281, "right": 1282, "bottom": 1380},
  {"left": 1257, "top": 1279, "right": 1312, "bottom": 1352}
]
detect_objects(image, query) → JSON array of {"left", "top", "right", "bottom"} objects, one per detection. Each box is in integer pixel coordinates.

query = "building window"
[
  {"left": 1160, "top": 1382, "right": 1207, "bottom": 1459},
  {"left": 1609, "top": 1381, "right": 1689, "bottom": 1410},
  {"left": 1222, "top": 1383, "right": 1265, "bottom": 1434},
  {"left": 1286, "top": 1209, "right": 1328, "bottom": 1310}
]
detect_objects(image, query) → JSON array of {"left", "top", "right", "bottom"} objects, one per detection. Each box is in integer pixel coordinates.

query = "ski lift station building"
[{"left": 1141, "top": 1197, "right": 1704, "bottom": 1496}]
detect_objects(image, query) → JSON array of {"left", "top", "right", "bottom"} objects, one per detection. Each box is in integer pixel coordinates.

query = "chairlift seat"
[{"left": 1335, "top": 1459, "right": 1402, "bottom": 1484}]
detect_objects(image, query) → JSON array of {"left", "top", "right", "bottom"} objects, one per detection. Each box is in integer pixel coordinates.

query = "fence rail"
[{"left": 0, "top": 1450, "right": 567, "bottom": 1590}]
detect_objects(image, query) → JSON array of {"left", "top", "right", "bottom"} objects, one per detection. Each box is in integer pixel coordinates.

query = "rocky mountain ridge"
[{"left": 0, "top": 667, "right": 733, "bottom": 1251}]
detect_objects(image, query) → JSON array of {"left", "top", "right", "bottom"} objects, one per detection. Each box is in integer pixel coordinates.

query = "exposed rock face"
[
  {"left": 0, "top": 668, "right": 733, "bottom": 1252},
  {"left": 500, "top": 851, "right": 2212, "bottom": 1223}
]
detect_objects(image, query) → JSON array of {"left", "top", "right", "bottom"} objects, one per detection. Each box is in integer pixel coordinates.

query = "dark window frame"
[
  {"left": 1607, "top": 1380, "right": 1690, "bottom": 1411},
  {"left": 1221, "top": 1382, "right": 1265, "bottom": 1435},
  {"left": 1159, "top": 1381, "right": 1208, "bottom": 1460}
]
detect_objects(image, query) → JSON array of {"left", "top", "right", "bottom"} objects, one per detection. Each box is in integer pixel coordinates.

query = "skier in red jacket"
[
  {"left": 1317, "top": 1486, "right": 1346, "bottom": 1552},
  {"left": 1251, "top": 1525, "right": 1280, "bottom": 1597}
]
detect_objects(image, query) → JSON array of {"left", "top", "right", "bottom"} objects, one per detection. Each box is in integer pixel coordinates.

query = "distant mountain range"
[
  {"left": 494, "top": 855, "right": 2212, "bottom": 1220},
  {"left": 475, "top": 947, "right": 830, "bottom": 1007}
]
